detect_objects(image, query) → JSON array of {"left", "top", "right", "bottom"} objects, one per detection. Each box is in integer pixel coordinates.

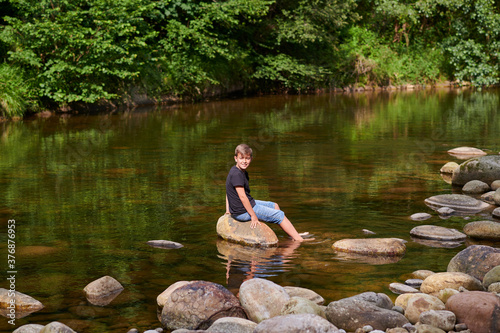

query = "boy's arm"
[
  {"left": 225, "top": 195, "right": 230, "bottom": 214},
  {"left": 235, "top": 186, "right": 260, "bottom": 228}
]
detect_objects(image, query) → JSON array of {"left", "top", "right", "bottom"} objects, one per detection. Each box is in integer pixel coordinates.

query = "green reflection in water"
[{"left": 0, "top": 88, "right": 500, "bottom": 332}]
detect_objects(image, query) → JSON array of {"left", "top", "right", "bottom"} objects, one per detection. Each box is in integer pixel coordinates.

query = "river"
[{"left": 1, "top": 88, "right": 500, "bottom": 332}]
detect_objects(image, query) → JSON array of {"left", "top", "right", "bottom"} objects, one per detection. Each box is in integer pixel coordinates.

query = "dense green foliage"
[{"left": 0, "top": 0, "right": 499, "bottom": 117}]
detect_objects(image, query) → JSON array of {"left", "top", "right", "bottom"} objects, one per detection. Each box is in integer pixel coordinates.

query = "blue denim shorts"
[{"left": 232, "top": 200, "right": 285, "bottom": 224}]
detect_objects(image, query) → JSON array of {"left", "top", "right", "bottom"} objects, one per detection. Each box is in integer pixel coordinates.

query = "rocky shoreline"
[{"left": 5, "top": 151, "right": 500, "bottom": 333}]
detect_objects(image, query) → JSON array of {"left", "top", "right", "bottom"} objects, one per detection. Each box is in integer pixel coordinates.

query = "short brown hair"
[{"left": 235, "top": 144, "right": 253, "bottom": 157}]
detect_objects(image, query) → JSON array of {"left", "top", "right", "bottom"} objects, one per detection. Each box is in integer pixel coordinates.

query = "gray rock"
[
  {"left": 161, "top": 280, "right": 246, "bottom": 330},
  {"left": 0, "top": 289, "right": 44, "bottom": 317},
  {"left": 425, "top": 194, "right": 491, "bottom": 213},
  {"left": 491, "top": 180, "right": 500, "bottom": 191},
  {"left": 254, "top": 314, "right": 339, "bottom": 333},
  {"left": 349, "top": 291, "right": 394, "bottom": 310},
  {"left": 482, "top": 265, "right": 500, "bottom": 288},
  {"left": 332, "top": 238, "right": 406, "bottom": 256},
  {"left": 488, "top": 282, "right": 500, "bottom": 293},
  {"left": 410, "top": 213, "right": 432, "bottom": 221},
  {"left": 147, "top": 240, "right": 184, "bottom": 249},
  {"left": 280, "top": 296, "right": 325, "bottom": 317},
  {"left": 83, "top": 276, "right": 124, "bottom": 306},
  {"left": 452, "top": 155, "right": 500, "bottom": 186},
  {"left": 239, "top": 278, "right": 290, "bottom": 323},
  {"left": 495, "top": 188, "right": 500, "bottom": 206},
  {"left": 13, "top": 324, "right": 45, "bottom": 333},
  {"left": 410, "top": 225, "right": 466, "bottom": 241},
  {"left": 206, "top": 317, "right": 257, "bottom": 333},
  {"left": 419, "top": 310, "right": 456, "bottom": 331},
  {"left": 437, "top": 207, "right": 455, "bottom": 216},
  {"left": 414, "top": 323, "right": 446, "bottom": 333},
  {"left": 39, "top": 322, "right": 76, "bottom": 333},
  {"left": 463, "top": 221, "right": 500, "bottom": 240},
  {"left": 283, "top": 286, "right": 325, "bottom": 305},
  {"left": 493, "top": 207, "right": 500, "bottom": 218},
  {"left": 405, "top": 279, "right": 423, "bottom": 288},
  {"left": 325, "top": 294, "right": 408, "bottom": 331},
  {"left": 447, "top": 245, "right": 500, "bottom": 281},
  {"left": 462, "top": 180, "right": 490, "bottom": 194},
  {"left": 389, "top": 283, "right": 419, "bottom": 294},
  {"left": 126, "top": 329, "right": 139, "bottom": 333},
  {"left": 447, "top": 147, "right": 487, "bottom": 159},
  {"left": 216, "top": 214, "right": 278, "bottom": 246}
]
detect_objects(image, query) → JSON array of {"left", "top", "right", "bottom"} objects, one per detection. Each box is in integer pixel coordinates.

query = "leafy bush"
[{"left": 0, "top": 64, "right": 30, "bottom": 117}]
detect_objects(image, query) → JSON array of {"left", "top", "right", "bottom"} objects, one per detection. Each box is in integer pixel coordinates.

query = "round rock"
[
  {"left": 419, "top": 310, "right": 456, "bottom": 332},
  {"left": 389, "top": 283, "right": 419, "bottom": 294},
  {"left": 482, "top": 265, "right": 500, "bottom": 288},
  {"left": 254, "top": 314, "right": 339, "bottom": 333},
  {"left": 160, "top": 280, "right": 246, "bottom": 330},
  {"left": 0, "top": 289, "right": 44, "bottom": 314},
  {"left": 404, "top": 294, "right": 445, "bottom": 324},
  {"left": 410, "top": 213, "right": 432, "bottom": 221},
  {"left": 481, "top": 191, "right": 497, "bottom": 205},
  {"left": 463, "top": 221, "right": 500, "bottom": 240},
  {"left": 216, "top": 215, "right": 278, "bottom": 247},
  {"left": 494, "top": 207, "right": 500, "bottom": 219},
  {"left": 447, "top": 147, "right": 487, "bottom": 159},
  {"left": 239, "top": 278, "right": 290, "bottom": 323},
  {"left": 491, "top": 180, "right": 500, "bottom": 191},
  {"left": 405, "top": 279, "right": 423, "bottom": 288},
  {"left": 332, "top": 238, "right": 406, "bottom": 256},
  {"left": 440, "top": 162, "right": 460, "bottom": 174},
  {"left": 83, "top": 276, "right": 124, "bottom": 306},
  {"left": 452, "top": 155, "right": 500, "bottom": 186},
  {"left": 283, "top": 286, "right": 325, "bottom": 305},
  {"left": 424, "top": 194, "right": 491, "bottom": 213},
  {"left": 410, "top": 225, "right": 466, "bottom": 241},
  {"left": 494, "top": 188, "right": 500, "bottom": 206},
  {"left": 280, "top": 297, "right": 325, "bottom": 318},
  {"left": 206, "top": 317, "right": 257, "bottom": 333},
  {"left": 447, "top": 245, "right": 500, "bottom": 281},
  {"left": 462, "top": 180, "right": 490, "bottom": 194}
]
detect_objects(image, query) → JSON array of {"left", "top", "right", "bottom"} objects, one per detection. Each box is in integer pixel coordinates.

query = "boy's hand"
[{"left": 250, "top": 216, "right": 261, "bottom": 229}]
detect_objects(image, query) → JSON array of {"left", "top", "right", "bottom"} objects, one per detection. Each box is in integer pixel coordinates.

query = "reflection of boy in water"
[{"left": 225, "top": 144, "right": 308, "bottom": 241}]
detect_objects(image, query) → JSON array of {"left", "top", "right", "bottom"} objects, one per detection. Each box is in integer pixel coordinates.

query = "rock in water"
[
  {"left": 440, "top": 161, "right": 460, "bottom": 174},
  {"left": 409, "top": 225, "right": 466, "bottom": 241},
  {"left": 424, "top": 194, "right": 491, "bottom": 213},
  {"left": 83, "top": 276, "right": 124, "bottom": 306},
  {"left": 332, "top": 238, "right": 406, "bottom": 256},
  {"left": 452, "top": 155, "right": 500, "bottom": 186},
  {"left": 160, "top": 280, "right": 246, "bottom": 330},
  {"left": 216, "top": 214, "right": 278, "bottom": 247},
  {"left": 147, "top": 240, "right": 183, "bottom": 249},
  {"left": 447, "top": 245, "right": 500, "bottom": 281},
  {"left": 447, "top": 147, "right": 487, "bottom": 159},
  {"left": 0, "top": 289, "right": 44, "bottom": 318}
]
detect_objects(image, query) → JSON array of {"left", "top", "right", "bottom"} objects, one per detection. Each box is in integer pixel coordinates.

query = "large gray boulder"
[
  {"left": 216, "top": 215, "right": 278, "bottom": 247},
  {"left": 447, "top": 245, "right": 500, "bottom": 281},
  {"left": 160, "top": 280, "right": 246, "bottom": 330},
  {"left": 325, "top": 293, "right": 408, "bottom": 331},
  {"left": 452, "top": 155, "right": 500, "bottom": 186}
]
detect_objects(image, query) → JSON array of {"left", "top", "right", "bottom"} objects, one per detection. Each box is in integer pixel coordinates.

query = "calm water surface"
[{"left": 1, "top": 89, "right": 500, "bottom": 332}]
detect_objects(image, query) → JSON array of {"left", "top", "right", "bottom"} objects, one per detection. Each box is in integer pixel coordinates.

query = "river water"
[{"left": 1, "top": 88, "right": 500, "bottom": 332}]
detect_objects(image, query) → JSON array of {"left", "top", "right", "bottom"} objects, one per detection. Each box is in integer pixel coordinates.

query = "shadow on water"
[{"left": 1, "top": 88, "right": 500, "bottom": 331}]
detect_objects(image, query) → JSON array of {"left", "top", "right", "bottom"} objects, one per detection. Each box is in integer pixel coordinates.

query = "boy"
[{"left": 225, "top": 144, "right": 308, "bottom": 242}]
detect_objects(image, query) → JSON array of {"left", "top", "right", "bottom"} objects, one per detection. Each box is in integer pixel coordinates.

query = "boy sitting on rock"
[{"left": 225, "top": 144, "right": 309, "bottom": 242}]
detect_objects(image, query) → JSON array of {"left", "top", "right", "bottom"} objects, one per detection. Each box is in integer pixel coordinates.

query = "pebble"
[
  {"left": 438, "top": 207, "right": 455, "bottom": 216},
  {"left": 405, "top": 279, "right": 423, "bottom": 288}
]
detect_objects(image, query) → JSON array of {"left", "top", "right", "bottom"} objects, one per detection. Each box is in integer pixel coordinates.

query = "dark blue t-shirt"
[{"left": 226, "top": 165, "right": 256, "bottom": 215}]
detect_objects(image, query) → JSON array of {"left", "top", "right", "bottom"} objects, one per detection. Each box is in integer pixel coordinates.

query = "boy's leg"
[
  {"left": 278, "top": 216, "right": 304, "bottom": 241},
  {"left": 253, "top": 201, "right": 304, "bottom": 241}
]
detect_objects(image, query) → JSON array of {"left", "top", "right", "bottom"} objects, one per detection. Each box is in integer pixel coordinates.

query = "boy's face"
[{"left": 234, "top": 153, "right": 252, "bottom": 171}]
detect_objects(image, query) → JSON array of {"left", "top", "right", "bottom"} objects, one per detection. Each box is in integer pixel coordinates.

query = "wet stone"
[
  {"left": 463, "top": 221, "right": 500, "bottom": 240},
  {"left": 410, "top": 213, "right": 432, "bottom": 221},
  {"left": 405, "top": 279, "right": 423, "bottom": 288},
  {"left": 425, "top": 194, "right": 490, "bottom": 213},
  {"left": 410, "top": 225, "right": 466, "bottom": 241}
]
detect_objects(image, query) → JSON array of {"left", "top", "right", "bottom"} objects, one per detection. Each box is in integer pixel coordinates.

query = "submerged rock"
[
  {"left": 216, "top": 214, "right": 278, "bottom": 247},
  {"left": 463, "top": 221, "right": 500, "bottom": 240},
  {"left": 424, "top": 194, "right": 491, "bottom": 213},
  {"left": 452, "top": 155, "right": 500, "bottom": 186},
  {"left": 332, "top": 238, "right": 406, "bottom": 256},
  {"left": 160, "top": 280, "right": 246, "bottom": 330},
  {"left": 445, "top": 291, "right": 500, "bottom": 333},
  {"left": 447, "top": 245, "right": 500, "bottom": 281},
  {"left": 409, "top": 225, "right": 466, "bottom": 241}
]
